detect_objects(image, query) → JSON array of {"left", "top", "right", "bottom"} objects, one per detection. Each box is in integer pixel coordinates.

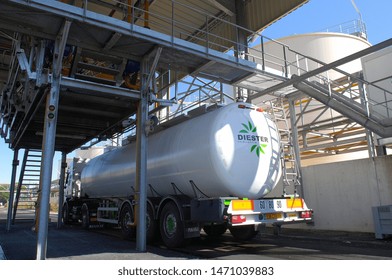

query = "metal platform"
[{"left": 0, "top": 0, "right": 309, "bottom": 152}]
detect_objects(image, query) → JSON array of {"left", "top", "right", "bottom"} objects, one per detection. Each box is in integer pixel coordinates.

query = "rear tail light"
[
  {"left": 300, "top": 211, "right": 312, "bottom": 219},
  {"left": 231, "top": 215, "right": 246, "bottom": 224}
]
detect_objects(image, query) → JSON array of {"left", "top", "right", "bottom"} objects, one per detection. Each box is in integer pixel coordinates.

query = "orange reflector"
[
  {"left": 286, "top": 198, "right": 303, "bottom": 209},
  {"left": 231, "top": 200, "right": 254, "bottom": 211}
]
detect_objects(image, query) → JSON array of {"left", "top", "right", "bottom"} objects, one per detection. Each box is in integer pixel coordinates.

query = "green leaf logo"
[
  {"left": 240, "top": 121, "right": 257, "bottom": 133},
  {"left": 238, "top": 119, "right": 268, "bottom": 158},
  {"left": 251, "top": 143, "right": 268, "bottom": 157}
]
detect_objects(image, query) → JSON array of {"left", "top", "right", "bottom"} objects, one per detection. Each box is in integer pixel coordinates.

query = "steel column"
[
  {"left": 234, "top": 0, "right": 248, "bottom": 59},
  {"left": 6, "top": 149, "right": 19, "bottom": 232},
  {"left": 36, "top": 20, "right": 71, "bottom": 260},
  {"left": 135, "top": 59, "right": 149, "bottom": 252},
  {"left": 134, "top": 46, "right": 162, "bottom": 251},
  {"left": 12, "top": 149, "right": 29, "bottom": 224}
]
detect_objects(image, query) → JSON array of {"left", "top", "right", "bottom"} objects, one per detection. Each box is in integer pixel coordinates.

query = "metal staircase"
[
  {"left": 12, "top": 149, "right": 41, "bottom": 223},
  {"left": 268, "top": 98, "right": 301, "bottom": 196},
  {"left": 248, "top": 38, "right": 392, "bottom": 140},
  {"left": 293, "top": 78, "right": 392, "bottom": 138}
]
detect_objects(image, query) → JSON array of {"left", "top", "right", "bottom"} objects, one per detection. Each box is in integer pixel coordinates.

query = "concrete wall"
[{"left": 284, "top": 156, "right": 392, "bottom": 233}]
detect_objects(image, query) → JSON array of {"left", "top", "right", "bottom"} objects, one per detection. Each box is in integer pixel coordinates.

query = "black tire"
[
  {"left": 229, "top": 225, "right": 258, "bottom": 241},
  {"left": 62, "top": 203, "right": 70, "bottom": 225},
  {"left": 120, "top": 203, "right": 135, "bottom": 239},
  {"left": 81, "top": 203, "right": 90, "bottom": 229},
  {"left": 159, "top": 202, "right": 184, "bottom": 248},
  {"left": 146, "top": 204, "right": 158, "bottom": 243},
  {"left": 203, "top": 223, "right": 227, "bottom": 237}
]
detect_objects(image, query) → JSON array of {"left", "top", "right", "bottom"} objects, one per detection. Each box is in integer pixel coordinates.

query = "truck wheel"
[
  {"left": 62, "top": 203, "right": 70, "bottom": 225},
  {"left": 146, "top": 204, "right": 158, "bottom": 243},
  {"left": 203, "top": 224, "right": 227, "bottom": 237},
  {"left": 159, "top": 202, "right": 184, "bottom": 248},
  {"left": 229, "top": 225, "right": 257, "bottom": 241},
  {"left": 120, "top": 203, "right": 135, "bottom": 239},
  {"left": 81, "top": 204, "right": 90, "bottom": 229}
]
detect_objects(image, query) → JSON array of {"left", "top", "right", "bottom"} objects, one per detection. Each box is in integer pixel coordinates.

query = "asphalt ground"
[
  {"left": 0, "top": 208, "right": 193, "bottom": 260},
  {"left": 1, "top": 207, "right": 392, "bottom": 260}
]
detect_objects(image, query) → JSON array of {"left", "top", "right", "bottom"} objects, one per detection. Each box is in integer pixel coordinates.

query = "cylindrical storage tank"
[
  {"left": 255, "top": 32, "right": 371, "bottom": 80},
  {"left": 81, "top": 102, "right": 281, "bottom": 200}
]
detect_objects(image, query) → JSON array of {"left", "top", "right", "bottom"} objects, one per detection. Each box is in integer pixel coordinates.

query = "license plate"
[
  {"left": 265, "top": 213, "right": 283, "bottom": 220},
  {"left": 287, "top": 212, "right": 297, "bottom": 218}
]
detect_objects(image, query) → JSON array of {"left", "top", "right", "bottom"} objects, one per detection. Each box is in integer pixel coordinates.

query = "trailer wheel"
[
  {"left": 203, "top": 223, "right": 227, "bottom": 237},
  {"left": 229, "top": 225, "right": 257, "bottom": 241},
  {"left": 120, "top": 203, "right": 135, "bottom": 239},
  {"left": 159, "top": 202, "right": 184, "bottom": 248},
  {"left": 81, "top": 204, "right": 90, "bottom": 229}
]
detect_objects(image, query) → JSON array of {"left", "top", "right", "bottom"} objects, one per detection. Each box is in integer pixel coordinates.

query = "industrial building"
[{"left": 1, "top": 0, "right": 392, "bottom": 260}]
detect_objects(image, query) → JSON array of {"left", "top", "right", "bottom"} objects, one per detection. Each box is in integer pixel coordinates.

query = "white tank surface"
[
  {"left": 257, "top": 32, "right": 371, "bottom": 80},
  {"left": 81, "top": 102, "right": 281, "bottom": 200}
]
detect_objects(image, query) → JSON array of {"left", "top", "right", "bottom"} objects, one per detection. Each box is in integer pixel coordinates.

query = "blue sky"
[{"left": 0, "top": 0, "right": 391, "bottom": 184}]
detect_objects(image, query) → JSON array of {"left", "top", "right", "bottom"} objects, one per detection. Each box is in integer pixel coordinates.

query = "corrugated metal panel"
[
  {"left": 147, "top": 0, "right": 308, "bottom": 48},
  {"left": 62, "top": 0, "right": 307, "bottom": 51},
  {"left": 245, "top": 0, "right": 309, "bottom": 32}
]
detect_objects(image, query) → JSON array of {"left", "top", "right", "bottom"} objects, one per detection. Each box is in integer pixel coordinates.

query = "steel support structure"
[
  {"left": 288, "top": 98, "right": 304, "bottom": 198},
  {"left": 135, "top": 65, "right": 148, "bottom": 252},
  {"left": 6, "top": 149, "right": 19, "bottom": 232},
  {"left": 12, "top": 149, "right": 29, "bottom": 224},
  {"left": 36, "top": 20, "right": 71, "bottom": 260},
  {"left": 249, "top": 38, "right": 392, "bottom": 101},
  {"left": 135, "top": 46, "right": 162, "bottom": 252}
]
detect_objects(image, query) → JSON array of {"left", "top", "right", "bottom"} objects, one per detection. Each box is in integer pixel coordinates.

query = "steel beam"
[
  {"left": 294, "top": 80, "right": 392, "bottom": 138},
  {"left": 6, "top": 149, "right": 19, "bottom": 232}
]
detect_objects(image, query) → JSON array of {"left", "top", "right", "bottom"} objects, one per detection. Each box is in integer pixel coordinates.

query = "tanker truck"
[{"left": 62, "top": 102, "right": 312, "bottom": 248}]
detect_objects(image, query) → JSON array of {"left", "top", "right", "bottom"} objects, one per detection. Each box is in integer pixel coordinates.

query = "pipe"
[{"left": 144, "top": 0, "right": 150, "bottom": 28}]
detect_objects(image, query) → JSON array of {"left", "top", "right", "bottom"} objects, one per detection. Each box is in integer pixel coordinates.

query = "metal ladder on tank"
[
  {"left": 12, "top": 149, "right": 42, "bottom": 223},
  {"left": 269, "top": 98, "right": 301, "bottom": 197}
]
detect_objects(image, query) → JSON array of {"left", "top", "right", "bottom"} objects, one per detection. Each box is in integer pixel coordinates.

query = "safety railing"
[{"left": 320, "top": 19, "right": 367, "bottom": 39}]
